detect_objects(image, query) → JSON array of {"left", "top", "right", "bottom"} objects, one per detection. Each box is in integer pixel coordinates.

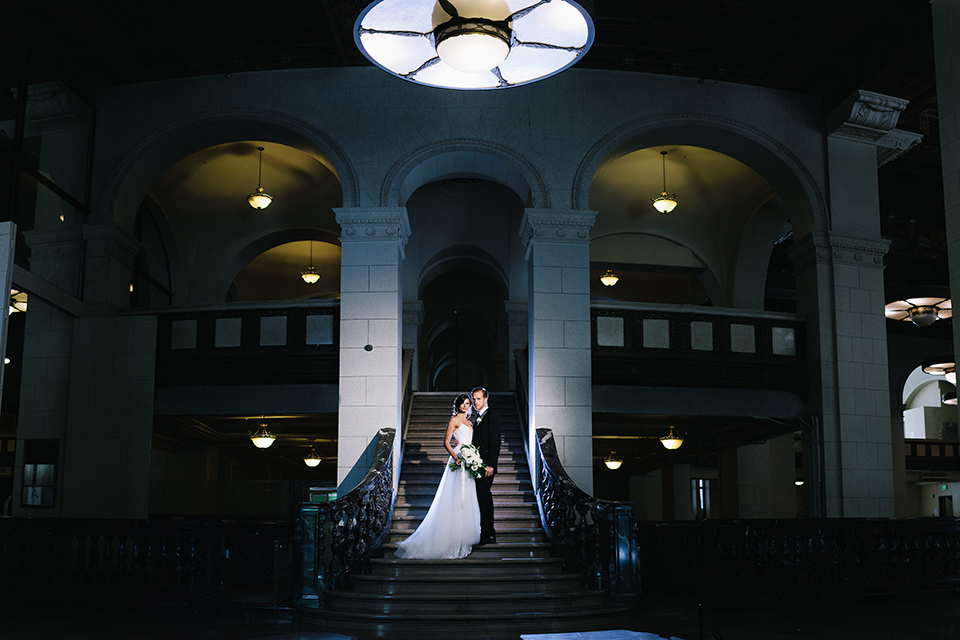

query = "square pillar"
[
  {"left": 521, "top": 208, "right": 596, "bottom": 492},
  {"left": 335, "top": 207, "right": 410, "bottom": 491}
]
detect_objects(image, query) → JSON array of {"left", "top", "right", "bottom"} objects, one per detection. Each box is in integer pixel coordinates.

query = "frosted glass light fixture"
[
  {"left": 9, "top": 289, "right": 27, "bottom": 315},
  {"left": 301, "top": 242, "right": 321, "bottom": 284},
  {"left": 885, "top": 293, "right": 951, "bottom": 327},
  {"left": 247, "top": 146, "right": 273, "bottom": 209},
  {"left": 303, "top": 446, "right": 322, "bottom": 467},
  {"left": 250, "top": 422, "right": 276, "bottom": 448},
  {"left": 354, "top": 0, "right": 595, "bottom": 90},
  {"left": 604, "top": 452, "right": 622, "bottom": 470},
  {"left": 922, "top": 357, "right": 957, "bottom": 385},
  {"left": 600, "top": 270, "right": 619, "bottom": 286},
  {"left": 660, "top": 425, "right": 684, "bottom": 450},
  {"left": 651, "top": 150, "right": 678, "bottom": 214}
]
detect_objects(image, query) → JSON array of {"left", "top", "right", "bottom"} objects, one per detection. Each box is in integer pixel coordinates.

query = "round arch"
[
  {"left": 573, "top": 115, "right": 826, "bottom": 235},
  {"left": 381, "top": 140, "right": 548, "bottom": 208},
  {"left": 97, "top": 110, "right": 358, "bottom": 233},
  {"left": 225, "top": 227, "right": 341, "bottom": 292},
  {"left": 418, "top": 244, "right": 509, "bottom": 300}
]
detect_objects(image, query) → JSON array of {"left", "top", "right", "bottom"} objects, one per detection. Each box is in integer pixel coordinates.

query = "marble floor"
[{"left": 3, "top": 593, "right": 959, "bottom": 640}]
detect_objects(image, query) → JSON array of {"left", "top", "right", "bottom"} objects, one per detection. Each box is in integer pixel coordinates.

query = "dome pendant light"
[
  {"left": 250, "top": 420, "right": 276, "bottom": 449},
  {"left": 600, "top": 270, "right": 619, "bottom": 286},
  {"left": 301, "top": 241, "right": 321, "bottom": 284},
  {"left": 303, "top": 444, "right": 322, "bottom": 467},
  {"left": 247, "top": 146, "right": 273, "bottom": 209},
  {"left": 604, "top": 451, "right": 623, "bottom": 470},
  {"left": 354, "top": 0, "right": 595, "bottom": 91},
  {"left": 660, "top": 425, "right": 684, "bottom": 450},
  {"left": 651, "top": 150, "right": 678, "bottom": 214}
]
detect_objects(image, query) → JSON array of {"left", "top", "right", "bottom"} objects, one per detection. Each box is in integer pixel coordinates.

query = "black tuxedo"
[{"left": 472, "top": 406, "right": 501, "bottom": 541}]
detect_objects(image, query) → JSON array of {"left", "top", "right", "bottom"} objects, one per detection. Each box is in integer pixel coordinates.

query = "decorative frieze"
[
  {"left": 82, "top": 223, "right": 141, "bottom": 268},
  {"left": 787, "top": 231, "right": 889, "bottom": 272},
  {"left": 520, "top": 208, "right": 597, "bottom": 248},
  {"left": 504, "top": 301, "right": 528, "bottom": 326},
  {"left": 402, "top": 301, "right": 424, "bottom": 327},
  {"left": 334, "top": 207, "right": 411, "bottom": 255}
]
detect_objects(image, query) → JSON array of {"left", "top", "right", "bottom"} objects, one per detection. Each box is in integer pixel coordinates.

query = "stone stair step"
[
  {"left": 382, "top": 541, "right": 552, "bottom": 559},
  {"left": 298, "top": 601, "right": 639, "bottom": 639},
  {"left": 321, "top": 588, "right": 610, "bottom": 614},
  {"left": 390, "top": 514, "right": 540, "bottom": 532},
  {"left": 349, "top": 571, "right": 584, "bottom": 595},
  {"left": 368, "top": 556, "right": 567, "bottom": 578},
  {"left": 389, "top": 526, "right": 545, "bottom": 544}
]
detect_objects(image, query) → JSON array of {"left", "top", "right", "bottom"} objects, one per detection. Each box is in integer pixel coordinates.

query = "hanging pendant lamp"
[
  {"left": 600, "top": 270, "right": 619, "bottom": 286},
  {"left": 250, "top": 421, "right": 276, "bottom": 448},
  {"left": 301, "top": 241, "right": 321, "bottom": 284},
  {"left": 303, "top": 444, "right": 322, "bottom": 467},
  {"left": 651, "top": 150, "right": 678, "bottom": 214},
  {"left": 247, "top": 146, "right": 273, "bottom": 209},
  {"left": 604, "top": 451, "right": 623, "bottom": 470},
  {"left": 660, "top": 425, "right": 684, "bottom": 450}
]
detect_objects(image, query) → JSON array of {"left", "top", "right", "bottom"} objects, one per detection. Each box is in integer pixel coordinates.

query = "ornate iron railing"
[
  {"left": 297, "top": 427, "right": 396, "bottom": 599},
  {"left": 0, "top": 517, "right": 290, "bottom": 606},
  {"left": 535, "top": 428, "right": 639, "bottom": 598}
]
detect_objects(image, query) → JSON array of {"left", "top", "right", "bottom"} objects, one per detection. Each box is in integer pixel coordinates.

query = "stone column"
[
  {"left": 520, "top": 208, "right": 596, "bottom": 492},
  {"left": 784, "top": 90, "right": 917, "bottom": 518},
  {"left": 932, "top": 1, "right": 960, "bottom": 461},
  {"left": 402, "top": 301, "right": 424, "bottom": 391},
  {"left": 335, "top": 207, "right": 410, "bottom": 491},
  {"left": 504, "top": 301, "right": 528, "bottom": 392},
  {"left": 790, "top": 231, "right": 892, "bottom": 517},
  {"left": 82, "top": 223, "right": 141, "bottom": 309}
]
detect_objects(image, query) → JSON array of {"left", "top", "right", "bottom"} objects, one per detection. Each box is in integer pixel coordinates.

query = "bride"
[{"left": 394, "top": 393, "right": 481, "bottom": 559}]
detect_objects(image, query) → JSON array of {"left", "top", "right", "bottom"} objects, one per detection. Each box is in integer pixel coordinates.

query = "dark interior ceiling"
[{"left": 1, "top": 1, "right": 950, "bottom": 473}]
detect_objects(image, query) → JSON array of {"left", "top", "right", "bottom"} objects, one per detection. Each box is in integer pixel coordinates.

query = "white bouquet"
[{"left": 449, "top": 443, "right": 485, "bottom": 479}]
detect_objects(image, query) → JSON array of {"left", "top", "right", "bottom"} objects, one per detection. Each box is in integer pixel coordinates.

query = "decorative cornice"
[
  {"left": 402, "top": 301, "right": 424, "bottom": 326},
  {"left": 334, "top": 207, "right": 411, "bottom": 256},
  {"left": 504, "top": 301, "right": 528, "bottom": 325},
  {"left": 82, "top": 223, "right": 141, "bottom": 267},
  {"left": 828, "top": 90, "right": 921, "bottom": 165},
  {"left": 787, "top": 231, "right": 890, "bottom": 272},
  {"left": 520, "top": 208, "right": 597, "bottom": 248}
]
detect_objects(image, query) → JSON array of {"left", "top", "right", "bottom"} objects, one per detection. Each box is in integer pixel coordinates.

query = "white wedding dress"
[{"left": 394, "top": 422, "right": 481, "bottom": 559}]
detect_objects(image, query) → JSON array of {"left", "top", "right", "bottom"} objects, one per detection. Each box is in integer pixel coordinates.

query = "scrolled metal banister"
[
  {"left": 535, "top": 427, "right": 638, "bottom": 598},
  {"left": 299, "top": 428, "right": 396, "bottom": 597}
]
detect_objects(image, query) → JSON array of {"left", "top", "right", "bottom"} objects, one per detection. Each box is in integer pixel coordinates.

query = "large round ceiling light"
[{"left": 354, "top": 0, "right": 595, "bottom": 90}]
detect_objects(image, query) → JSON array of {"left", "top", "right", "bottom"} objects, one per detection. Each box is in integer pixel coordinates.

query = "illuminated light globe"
[
  {"left": 354, "top": 0, "right": 595, "bottom": 90},
  {"left": 604, "top": 452, "right": 622, "bottom": 470},
  {"left": 660, "top": 426, "right": 684, "bottom": 450},
  {"left": 303, "top": 449, "right": 322, "bottom": 467},
  {"left": 250, "top": 423, "right": 276, "bottom": 449},
  {"left": 247, "top": 187, "right": 273, "bottom": 210},
  {"left": 301, "top": 266, "right": 321, "bottom": 284},
  {"left": 600, "top": 270, "right": 619, "bottom": 286},
  {"left": 651, "top": 192, "right": 678, "bottom": 214},
  {"left": 435, "top": 20, "right": 510, "bottom": 72}
]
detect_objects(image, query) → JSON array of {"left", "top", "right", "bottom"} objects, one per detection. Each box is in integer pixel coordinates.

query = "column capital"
[
  {"left": 520, "top": 208, "right": 597, "bottom": 248},
  {"left": 335, "top": 207, "right": 411, "bottom": 253},
  {"left": 82, "top": 223, "right": 141, "bottom": 268},
  {"left": 402, "top": 301, "right": 424, "bottom": 326},
  {"left": 828, "top": 90, "right": 922, "bottom": 166},
  {"left": 787, "top": 230, "right": 890, "bottom": 272},
  {"left": 504, "top": 301, "right": 528, "bottom": 325}
]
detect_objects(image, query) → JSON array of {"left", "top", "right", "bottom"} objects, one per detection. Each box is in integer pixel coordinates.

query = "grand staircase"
[{"left": 301, "top": 392, "right": 637, "bottom": 639}]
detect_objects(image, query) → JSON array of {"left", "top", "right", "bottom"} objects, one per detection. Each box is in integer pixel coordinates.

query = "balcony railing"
[
  {"left": 140, "top": 300, "right": 339, "bottom": 386},
  {"left": 905, "top": 439, "right": 960, "bottom": 472},
  {"left": 591, "top": 302, "right": 805, "bottom": 395}
]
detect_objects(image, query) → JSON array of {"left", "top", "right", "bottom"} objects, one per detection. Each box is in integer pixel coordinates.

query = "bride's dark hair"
[{"left": 451, "top": 393, "right": 472, "bottom": 416}]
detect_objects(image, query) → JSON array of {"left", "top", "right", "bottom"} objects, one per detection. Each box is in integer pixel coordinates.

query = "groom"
[{"left": 471, "top": 387, "right": 501, "bottom": 545}]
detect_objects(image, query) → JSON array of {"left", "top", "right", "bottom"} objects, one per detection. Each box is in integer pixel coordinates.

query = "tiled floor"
[{"left": 3, "top": 593, "right": 959, "bottom": 640}]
